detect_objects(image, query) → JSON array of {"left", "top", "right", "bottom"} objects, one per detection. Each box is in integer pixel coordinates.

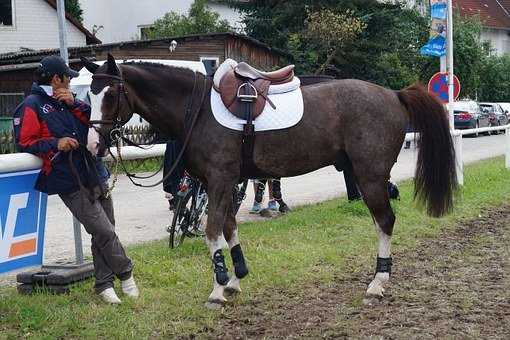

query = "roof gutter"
[{"left": 0, "top": 59, "right": 81, "bottom": 73}]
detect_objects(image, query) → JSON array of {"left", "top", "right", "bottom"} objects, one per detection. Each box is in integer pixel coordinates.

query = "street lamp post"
[
  {"left": 446, "top": 0, "right": 463, "bottom": 185},
  {"left": 56, "top": 0, "right": 85, "bottom": 263},
  {"left": 56, "top": 0, "right": 69, "bottom": 63}
]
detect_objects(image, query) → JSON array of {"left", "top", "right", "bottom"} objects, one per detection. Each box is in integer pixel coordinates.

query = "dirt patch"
[{"left": 203, "top": 206, "right": 510, "bottom": 339}]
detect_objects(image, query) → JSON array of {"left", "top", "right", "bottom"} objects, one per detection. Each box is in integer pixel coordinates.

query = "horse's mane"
[{"left": 121, "top": 61, "right": 196, "bottom": 78}]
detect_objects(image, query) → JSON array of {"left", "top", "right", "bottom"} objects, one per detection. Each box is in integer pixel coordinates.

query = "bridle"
[
  {"left": 88, "top": 68, "right": 208, "bottom": 192},
  {"left": 89, "top": 72, "right": 134, "bottom": 141}
]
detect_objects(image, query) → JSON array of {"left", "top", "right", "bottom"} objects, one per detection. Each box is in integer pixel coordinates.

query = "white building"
[
  {"left": 453, "top": 0, "right": 510, "bottom": 56},
  {"left": 78, "top": 0, "right": 243, "bottom": 44},
  {"left": 0, "top": 0, "right": 100, "bottom": 54}
]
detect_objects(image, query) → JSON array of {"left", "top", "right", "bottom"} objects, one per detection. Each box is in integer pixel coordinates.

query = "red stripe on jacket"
[
  {"left": 70, "top": 102, "right": 90, "bottom": 126},
  {"left": 19, "top": 106, "right": 56, "bottom": 174}
]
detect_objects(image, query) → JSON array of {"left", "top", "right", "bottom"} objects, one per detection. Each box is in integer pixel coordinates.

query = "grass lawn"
[{"left": 0, "top": 157, "right": 509, "bottom": 339}]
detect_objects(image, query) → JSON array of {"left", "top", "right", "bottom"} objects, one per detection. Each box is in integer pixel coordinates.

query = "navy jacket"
[{"left": 14, "top": 83, "right": 103, "bottom": 195}]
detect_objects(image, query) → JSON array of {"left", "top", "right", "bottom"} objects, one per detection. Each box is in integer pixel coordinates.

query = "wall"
[
  {"left": 0, "top": 0, "right": 87, "bottom": 54},
  {"left": 481, "top": 28, "right": 510, "bottom": 56}
]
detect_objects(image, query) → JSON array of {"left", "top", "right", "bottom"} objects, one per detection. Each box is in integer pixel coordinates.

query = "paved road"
[{"left": 0, "top": 133, "right": 507, "bottom": 284}]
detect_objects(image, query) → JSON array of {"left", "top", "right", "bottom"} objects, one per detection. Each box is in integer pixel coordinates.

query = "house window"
[
  {"left": 139, "top": 25, "right": 154, "bottom": 40},
  {"left": 200, "top": 57, "right": 220, "bottom": 75},
  {"left": 0, "top": 0, "right": 13, "bottom": 27}
]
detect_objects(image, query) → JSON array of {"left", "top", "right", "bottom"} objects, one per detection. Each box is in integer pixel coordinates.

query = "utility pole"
[
  {"left": 56, "top": 0, "right": 69, "bottom": 63},
  {"left": 57, "top": 0, "right": 85, "bottom": 263},
  {"left": 446, "top": 0, "right": 463, "bottom": 185}
]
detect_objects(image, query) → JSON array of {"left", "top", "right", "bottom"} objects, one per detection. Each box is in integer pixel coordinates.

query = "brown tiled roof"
[
  {"left": 453, "top": 0, "right": 510, "bottom": 29},
  {"left": 43, "top": 0, "right": 101, "bottom": 44}
]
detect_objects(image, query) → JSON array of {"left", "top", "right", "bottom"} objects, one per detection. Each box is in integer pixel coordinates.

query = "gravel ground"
[{"left": 208, "top": 205, "right": 510, "bottom": 339}]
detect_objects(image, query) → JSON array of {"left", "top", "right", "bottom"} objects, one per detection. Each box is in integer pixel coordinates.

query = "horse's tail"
[{"left": 397, "top": 83, "right": 457, "bottom": 217}]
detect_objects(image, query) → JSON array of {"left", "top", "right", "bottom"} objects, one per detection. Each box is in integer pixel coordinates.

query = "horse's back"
[{"left": 302, "top": 78, "right": 407, "bottom": 127}]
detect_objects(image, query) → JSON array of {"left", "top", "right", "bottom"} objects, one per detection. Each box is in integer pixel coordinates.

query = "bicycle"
[{"left": 167, "top": 174, "right": 248, "bottom": 248}]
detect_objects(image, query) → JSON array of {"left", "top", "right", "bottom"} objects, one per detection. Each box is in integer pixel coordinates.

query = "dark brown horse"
[{"left": 83, "top": 54, "right": 456, "bottom": 307}]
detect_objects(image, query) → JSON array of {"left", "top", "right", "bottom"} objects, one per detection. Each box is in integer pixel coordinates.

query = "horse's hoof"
[
  {"left": 224, "top": 286, "right": 241, "bottom": 297},
  {"left": 205, "top": 299, "right": 226, "bottom": 310},
  {"left": 362, "top": 295, "right": 383, "bottom": 306},
  {"left": 366, "top": 278, "right": 386, "bottom": 297}
]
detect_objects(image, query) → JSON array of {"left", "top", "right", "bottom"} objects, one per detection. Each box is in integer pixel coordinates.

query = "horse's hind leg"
[
  {"left": 356, "top": 175, "right": 395, "bottom": 300},
  {"left": 223, "top": 202, "right": 249, "bottom": 296}
]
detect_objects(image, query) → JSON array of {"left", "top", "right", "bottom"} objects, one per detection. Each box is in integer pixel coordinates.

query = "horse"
[{"left": 82, "top": 53, "right": 456, "bottom": 307}]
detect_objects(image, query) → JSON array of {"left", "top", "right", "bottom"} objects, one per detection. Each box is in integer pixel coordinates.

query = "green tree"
[
  {"left": 305, "top": 9, "right": 366, "bottom": 74},
  {"left": 65, "top": 0, "right": 83, "bottom": 23},
  {"left": 478, "top": 54, "right": 510, "bottom": 101},
  {"left": 228, "top": 0, "right": 501, "bottom": 96},
  {"left": 228, "top": 0, "right": 430, "bottom": 89},
  {"left": 148, "top": 0, "right": 231, "bottom": 39}
]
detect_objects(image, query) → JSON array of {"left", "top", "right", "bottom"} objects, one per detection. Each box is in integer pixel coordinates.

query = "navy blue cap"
[{"left": 39, "top": 55, "right": 80, "bottom": 78}]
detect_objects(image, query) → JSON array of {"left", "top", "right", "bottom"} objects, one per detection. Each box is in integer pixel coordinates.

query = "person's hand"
[
  {"left": 53, "top": 88, "right": 75, "bottom": 106},
  {"left": 57, "top": 137, "right": 79, "bottom": 151}
]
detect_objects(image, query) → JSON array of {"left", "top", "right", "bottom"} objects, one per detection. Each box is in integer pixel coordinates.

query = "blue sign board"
[
  {"left": 430, "top": 1, "right": 447, "bottom": 19},
  {"left": 420, "top": 35, "right": 446, "bottom": 57},
  {"left": 0, "top": 170, "right": 47, "bottom": 274},
  {"left": 421, "top": 0, "right": 447, "bottom": 57}
]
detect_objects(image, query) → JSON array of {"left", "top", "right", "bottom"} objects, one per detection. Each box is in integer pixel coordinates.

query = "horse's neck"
[{"left": 123, "top": 66, "right": 192, "bottom": 139}]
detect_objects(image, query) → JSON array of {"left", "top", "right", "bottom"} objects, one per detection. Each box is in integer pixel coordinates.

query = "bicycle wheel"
[
  {"left": 188, "top": 184, "right": 207, "bottom": 237},
  {"left": 233, "top": 180, "right": 248, "bottom": 215},
  {"left": 169, "top": 191, "right": 192, "bottom": 248}
]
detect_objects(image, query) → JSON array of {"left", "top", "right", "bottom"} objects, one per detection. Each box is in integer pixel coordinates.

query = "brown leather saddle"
[
  {"left": 213, "top": 61, "right": 295, "bottom": 176},
  {"left": 216, "top": 62, "right": 295, "bottom": 119}
]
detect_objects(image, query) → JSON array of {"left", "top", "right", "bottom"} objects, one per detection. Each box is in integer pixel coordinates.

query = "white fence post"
[
  {"left": 506, "top": 126, "right": 510, "bottom": 169},
  {"left": 453, "top": 131, "right": 464, "bottom": 185},
  {"left": 72, "top": 216, "right": 84, "bottom": 264}
]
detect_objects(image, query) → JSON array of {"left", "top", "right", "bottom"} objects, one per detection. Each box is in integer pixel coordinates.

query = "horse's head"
[{"left": 83, "top": 53, "right": 135, "bottom": 140}]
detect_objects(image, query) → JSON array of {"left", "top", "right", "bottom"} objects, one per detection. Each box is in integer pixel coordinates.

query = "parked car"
[
  {"left": 451, "top": 100, "right": 490, "bottom": 136},
  {"left": 479, "top": 102, "right": 509, "bottom": 133}
]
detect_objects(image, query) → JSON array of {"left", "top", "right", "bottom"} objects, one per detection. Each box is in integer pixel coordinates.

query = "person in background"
[
  {"left": 249, "top": 178, "right": 290, "bottom": 214},
  {"left": 162, "top": 139, "right": 185, "bottom": 210}
]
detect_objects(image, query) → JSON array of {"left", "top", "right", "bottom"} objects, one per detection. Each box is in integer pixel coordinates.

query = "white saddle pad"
[{"left": 210, "top": 77, "right": 304, "bottom": 132}]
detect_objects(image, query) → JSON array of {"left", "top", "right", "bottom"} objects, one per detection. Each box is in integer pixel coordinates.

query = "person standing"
[{"left": 13, "top": 56, "right": 138, "bottom": 304}]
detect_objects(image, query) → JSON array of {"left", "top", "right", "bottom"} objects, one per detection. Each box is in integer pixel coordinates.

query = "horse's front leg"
[
  {"left": 204, "top": 180, "right": 236, "bottom": 309},
  {"left": 223, "top": 196, "right": 249, "bottom": 296}
]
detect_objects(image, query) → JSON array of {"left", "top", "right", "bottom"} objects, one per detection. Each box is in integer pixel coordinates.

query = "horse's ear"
[
  {"left": 80, "top": 56, "right": 99, "bottom": 73},
  {"left": 106, "top": 53, "right": 120, "bottom": 75}
]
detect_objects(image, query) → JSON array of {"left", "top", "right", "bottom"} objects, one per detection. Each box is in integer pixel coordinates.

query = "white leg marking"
[
  {"left": 227, "top": 228, "right": 239, "bottom": 249},
  {"left": 225, "top": 275, "right": 242, "bottom": 296},
  {"left": 206, "top": 236, "right": 227, "bottom": 305},
  {"left": 206, "top": 236, "right": 224, "bottom": 257},
  {"left": 208, "top": 279, "right": 227, "bottom": 304},
  {"left": 225, "top": 229, "right": 242, "bottom": 296},
  {"left": 366, "top": 222, "right": 392, "bottom": 298}
]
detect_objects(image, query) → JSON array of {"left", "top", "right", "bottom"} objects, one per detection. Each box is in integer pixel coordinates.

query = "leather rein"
[{"left": 89, "top": 70, "right": 208, "bottom": 189}]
